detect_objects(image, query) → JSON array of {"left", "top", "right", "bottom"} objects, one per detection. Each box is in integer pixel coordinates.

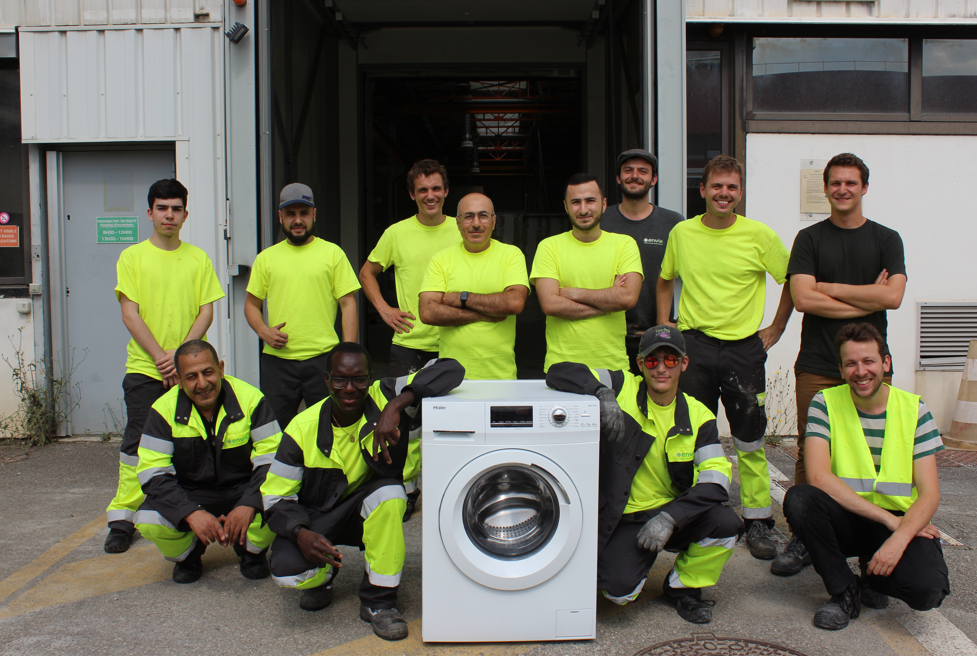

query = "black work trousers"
[
  {"left": 259, "top": 352, "right": 331, "bottom": 431},
  {"left": 388, "top": 344, "right": 438, "bottom": 378},
  {"left": 784, "top": 484, "right": 950, "bottom": 610}
]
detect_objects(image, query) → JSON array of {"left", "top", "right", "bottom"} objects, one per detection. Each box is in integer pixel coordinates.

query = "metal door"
[{"left": 59, "top": 150, "right": 175, "bottom": 435}]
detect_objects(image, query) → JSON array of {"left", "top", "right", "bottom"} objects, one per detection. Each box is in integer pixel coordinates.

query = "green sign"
[{"left": 96, "top": 217, "right": 139, "bottom": 244}]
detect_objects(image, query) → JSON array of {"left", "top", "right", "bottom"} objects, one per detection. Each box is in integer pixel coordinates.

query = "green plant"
[
  {"left": 0, "top": 328, "right": 86, "bottom": 448},
  {"left": 765, "top": 368, "right": 797, "bottom": 439},
  {"left": 100, "top": 399, "right": 127, "bottom": 442}
]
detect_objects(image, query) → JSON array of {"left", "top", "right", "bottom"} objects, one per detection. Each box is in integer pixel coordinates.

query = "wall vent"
[{"left": 917, "top": 302, "right": 977, "bottom": 371}]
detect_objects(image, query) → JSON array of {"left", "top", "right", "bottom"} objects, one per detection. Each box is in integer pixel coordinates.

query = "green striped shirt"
[{"left": 806, "top": 392, "right": 943, "bottom": 473}]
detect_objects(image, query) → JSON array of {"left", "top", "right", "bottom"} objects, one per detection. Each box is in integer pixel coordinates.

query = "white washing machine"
[{"left": 422, "top": 380, "right": 599, "bottom": 643}]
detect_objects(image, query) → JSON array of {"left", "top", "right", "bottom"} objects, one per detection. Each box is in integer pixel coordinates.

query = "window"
[
  {"left": 686, "top": 45, "right": 729, "bottom": 218},
  {"left": 923, "top": 39, "right": 977, "bottom": 116},
  {"left": 0, "top": 56, "right": 28, "bottom": 285}
]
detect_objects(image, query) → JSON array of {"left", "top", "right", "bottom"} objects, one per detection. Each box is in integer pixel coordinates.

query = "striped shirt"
[{"left": 806, "top": 391, "right": 943, "bottom": 473}]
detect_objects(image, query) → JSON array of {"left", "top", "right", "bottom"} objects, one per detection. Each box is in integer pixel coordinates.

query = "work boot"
[
  {"left": 172, "top": 541, "right": 206, "bottom": 584},
  {"left": 744, "top": 520, "right": 777, "bottom": 560},
  {"left": 238, "top": 550, "right": 270, "bottom": 580},
  {"left": 299, "top": 584, "right": 333, "bottom": 611},
  {"left": 403, "top": 489, "right": 420, "bottom": 523},
  {"left": 770, "top": 535, "right": 811, "bottom": 576},
  {"left": 663, "top": 584, "right": 715, "bottom": 624},
  {"left": 103, "top": 528, "right": 132, "bottom": 554},
  {"left": 813, "top": 576, "right": 861, "bottom": 630},
  {"left": 360, "top": 605, "right": 409, "bottom": 640},
  {"left": 858, "top": 564, "right": 889, "bottom": 609}
]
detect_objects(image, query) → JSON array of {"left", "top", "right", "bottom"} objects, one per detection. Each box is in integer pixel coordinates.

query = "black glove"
[
  {"left": 595, "top": 386, "right": 626, "bottom": 443},
  {"left": 637, "top": 512, "right": 676, "bottom": 553}
]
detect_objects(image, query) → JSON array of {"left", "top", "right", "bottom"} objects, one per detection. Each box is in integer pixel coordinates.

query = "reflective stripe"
[
  {"left": 365, "top": 560, "right": 402, "bottom": 588},
  {"left": 394, "top": 375, "right": 410, "bottom": 396},
  {"left": 245, "top": 537, "right": 264, "bottom": 555},
  {"left": 696, "top": 469, "right": 730, "bottom": 492},
  {"left": 269, "top": 459, "right": 304, "bottom": 481},
  {"left": 403, "top": 479, "right": 417, "bottom": 494},
  {"left": 876, "top": 481, "right": 915, "bottom": 497},
  {"left": 667, "top": 568, "right": 686, "bottom": 589},
  {"left": 740, "top": 506, "right": 772, "bottom": 519},
  {"left": 272, "top": 567, "right": 326, "bottom": 589},
  {"left": 596, "top": 368, "right": 613, "bottom": 389},
  {"left": 694, "top": 444, "right": 725, "bottom": 466},
  {"left": 696, "top": 536, "right": 737, "bottom": 551},
  {"left": 166, "top": 537, "right": 199, "bottom": 563},
  {"left": 404, "top": 405, "right": 419, "bottom": 419},
  {"left": 733, "top": 436, "right": 763, "bottom": 453},
  {"left": 602, "top": 578, "right": 645, "bottom": 606},
  {"left": 251, "top": 453, "right": 275, "bottom": 468},
  {"left": 119, "top": 452, "right": 139, "bottom": 467},
  {"left": 408, "top": 426, "right": 422, "bottom": 442},
  {"left": 262, "top": 493, "right": 298, "bottom": 511},
  {"left": 840, "top": 477, "right": 875, "bottom": 493},
  {"left": 137, "top": 465, "right": 176, "bottom": 486},
  {"left": 106, "top": 509, "right": 135, "bottom": 524},
  {"left": 251, "top": 420, "right": 281, "bottom": 442},
  {"left": 133, "top": 509, "right": 176, "bottom": 530},
  {"left": 139, "top": 434, "right": 174, "bottom": 455},
  {"left": 361, "top": 485, "right": 408, "bottom": 519}
]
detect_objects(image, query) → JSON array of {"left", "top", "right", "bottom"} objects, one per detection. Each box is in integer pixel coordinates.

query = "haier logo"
[{"left": 432, "top": 405, "right": 446, "bottom": 410}]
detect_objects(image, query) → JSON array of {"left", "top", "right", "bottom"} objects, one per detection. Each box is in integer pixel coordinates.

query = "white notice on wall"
[{"left": 799, "top": 159, "right": 830, "bottom": 220}]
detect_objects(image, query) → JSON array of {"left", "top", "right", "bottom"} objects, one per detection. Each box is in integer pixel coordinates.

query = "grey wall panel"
[
  {"left": 2, "top": 0, "right": 210, "bottom": 26},
  {"left": 688, "top": 0, "right": 977, "bottom": 20}
]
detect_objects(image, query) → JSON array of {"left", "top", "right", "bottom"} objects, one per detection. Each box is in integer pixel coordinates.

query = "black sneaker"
[
  {"left": 103, "top": 528, "right": 132, "bottom": 554},
  {"left": 172, "top": 541, "right": 206, "bottom": 584},
  {"left": 299, "top": 584, "right": 333, "bottom": 611},
  {"left": 770, "top": 535, "right": 811, "bottom": 576},
  {"left": 664, "top": 593, "right": 716, "bottom": 624},
  {"left": 403, "top": 489, "right": 420, "bottom": 523},
  {"left": 745, "top": 520, "right": 777, "bottom": 560},
  {"left": 360, "top": 605, "right": 409, "bottom": 640},
  {"left": 813, "top": 576, "right": 861, "bottom": 630}
]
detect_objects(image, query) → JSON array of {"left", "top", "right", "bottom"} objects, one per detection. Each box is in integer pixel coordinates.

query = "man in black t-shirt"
[
  {"left": 602, "top": 149, "right": 684, "bottom": 373},
  {"left": 771, "top": 152, "right": 907, "bottom": 578}
]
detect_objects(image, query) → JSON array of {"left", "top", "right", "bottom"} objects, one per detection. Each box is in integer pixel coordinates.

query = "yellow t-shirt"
[
  {"left": 625, "top": 397, "right": 684, "bottom": 513},
  {"left": 247, "top": 238, "right": 361, "bottom": 361},
  {"left": 367, "top": 215, "right": 461, "bottom": 352},
  {"left": 420, "top": 240, "right": 530, "bottom": 380},
  {"left": 529, "top": 230, "right": 642, "bottom": 372},
  {"left": 331, "top": 417, "right": 372, "bottom": 497},
  {"left": 115, "top": 240, "right": 224, "bottom": 380},
  {"left": 660, "top": 214, "right": 789, "bottom": 341}
]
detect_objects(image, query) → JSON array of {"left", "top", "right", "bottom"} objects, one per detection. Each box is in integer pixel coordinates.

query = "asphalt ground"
[{"left": 1, "top": 439, "right": 975, "bottom": 656}]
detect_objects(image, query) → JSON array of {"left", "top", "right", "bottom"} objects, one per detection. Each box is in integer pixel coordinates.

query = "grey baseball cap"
[
  {"left": 638, "top": 325, "right": 686, "bottom": 358},
  {"left": 617, "top": 148, "right": 658, "bottom": 175},
  {"left": 279, "top": 183, "right": 315, "bottom": 209}
]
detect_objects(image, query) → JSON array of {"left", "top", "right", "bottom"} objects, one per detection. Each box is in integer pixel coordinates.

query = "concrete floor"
[{"left": 1, "top": 439, "right": 975, "bottom": 656}]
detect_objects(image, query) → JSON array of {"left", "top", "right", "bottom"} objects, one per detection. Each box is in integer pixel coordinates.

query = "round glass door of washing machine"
[{"left": 439, "top": 449, "right": 583, "bottom": 591}]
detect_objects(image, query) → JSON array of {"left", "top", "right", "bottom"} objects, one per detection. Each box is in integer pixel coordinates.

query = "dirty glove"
[
  {"left": 637, "top": 512, "right": 676, "bottom": 553},
  {"left": 595, "top": 386, "right": 625, "bottom": 443}
]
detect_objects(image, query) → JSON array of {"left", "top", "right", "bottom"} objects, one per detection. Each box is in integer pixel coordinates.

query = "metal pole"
[{"left": 654, "top": 0, "right": 686, "bottom": 218}]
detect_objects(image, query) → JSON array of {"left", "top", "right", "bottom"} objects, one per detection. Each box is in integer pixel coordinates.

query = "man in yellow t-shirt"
[
  {"left": 246, "top": 183, "right": 360, "bottom": 431},
  {"left": 358, "top": 160, "right": 460, "bottom": 519},
  {"left": 418, "top": 193, "right": 529, "bottom": 380},
  {"left": 530, "top": 173, "right": 643, "bottom": 372},
  {"left": 105, "top": 179, "right": 225, "bottom": 554},
  {"left": 657, "top": 154, "right": 794, "bottom": 561}
]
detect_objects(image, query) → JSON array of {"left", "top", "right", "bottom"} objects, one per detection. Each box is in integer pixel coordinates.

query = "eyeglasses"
[
  {"left": 643, "top": 354, "right": 681, "bottom": 369},
  {"left": 329, "top": 375, "right": 371, "bottom": 390},
  {"left": 459, "top": 212, "right": 493, "bottom": 224}
]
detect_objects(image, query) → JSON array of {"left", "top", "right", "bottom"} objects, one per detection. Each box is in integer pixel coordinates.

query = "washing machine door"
[{"left": 439, "top": 449, "right": 583, "bottom": 591}]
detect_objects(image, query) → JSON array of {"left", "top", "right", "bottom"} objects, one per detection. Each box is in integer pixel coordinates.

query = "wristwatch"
[{"left": 460, "top": 291, "right": 469, "bottom": 309}]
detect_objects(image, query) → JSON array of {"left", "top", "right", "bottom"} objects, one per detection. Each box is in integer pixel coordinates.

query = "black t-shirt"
[
  {"left": 602, "top": 203, "right": 684, "bottom": 333},
  {"left": 787, "top": 218, "right": 906, "bottom": 378}
]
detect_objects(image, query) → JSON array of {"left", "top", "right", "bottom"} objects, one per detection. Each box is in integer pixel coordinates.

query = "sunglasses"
[
  {"left": 329, "top": 375, "right": 371, "bottom": 390},
  {"left": 643, "top": 353, "right": 681, "bottom": 369}
]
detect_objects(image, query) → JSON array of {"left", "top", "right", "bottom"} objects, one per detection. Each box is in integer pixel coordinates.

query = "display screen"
[{"left": 490, "top": 405, "right": 533, "bottom": 428}]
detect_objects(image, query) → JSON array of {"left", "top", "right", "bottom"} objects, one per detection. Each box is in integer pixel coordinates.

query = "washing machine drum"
[{"left": 463, "top": 465, "right": 560, "bottom": 558}]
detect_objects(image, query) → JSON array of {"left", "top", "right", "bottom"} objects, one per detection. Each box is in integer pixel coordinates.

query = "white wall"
[
  {"left": 688, "top": 0, "right": 977, "bottom": 21},
  {"left": 0, "top": 299, "right": 34, "bottom": 429},
  {"left": 745, "top": 133, "right": 977, "bottom": 431}
]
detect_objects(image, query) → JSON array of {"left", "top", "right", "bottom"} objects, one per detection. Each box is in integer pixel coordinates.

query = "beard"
[
  {"left": 285, "top": 220, "right": 314, "bottom": 245},
  {"left": 569, "top": 211, "right": 601, "bottom": 232},
  {"left": 621, "top": 181, "right": 652, "bottom": 200}
]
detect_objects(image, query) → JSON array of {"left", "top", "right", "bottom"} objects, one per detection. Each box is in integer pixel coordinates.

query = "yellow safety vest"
[{"left": 823, "top": 384, "right": 919, "bottom": 512}]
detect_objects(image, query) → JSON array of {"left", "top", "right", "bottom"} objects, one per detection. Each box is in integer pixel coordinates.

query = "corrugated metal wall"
[
  {"left": 688, "top": 0, "right": 977, "bottom": 20},
  {"left": 0, "top": 0, "right": 220, "bottom": 26}
]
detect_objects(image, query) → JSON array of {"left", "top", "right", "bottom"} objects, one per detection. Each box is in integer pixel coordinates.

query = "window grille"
[{"left": 917, "top": 302, "right": 977, "bottom": 371}]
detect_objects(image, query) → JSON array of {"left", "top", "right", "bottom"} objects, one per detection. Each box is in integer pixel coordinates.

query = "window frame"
[{"left": 0, "top": 57, "right": 30, "bottom": 287}]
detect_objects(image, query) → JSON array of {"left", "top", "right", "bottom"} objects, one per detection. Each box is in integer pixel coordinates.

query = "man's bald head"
[
  {"left": 455, "top": 193, "right": 497, "bottom": 253},
  {"left": 456, "top": 193, "right": 495, "bottom": 218}
]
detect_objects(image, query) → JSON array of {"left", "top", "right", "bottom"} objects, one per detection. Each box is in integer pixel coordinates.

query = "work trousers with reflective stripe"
[
  {"left": 135, "top": 483, "right": 274, "bottom": 561},
  {"left": 784, "top": 484, "right": 950, "bottom": 608},
  {"left": 106, "top": 373, "right": 166, "bottom": 532},
  {"left": 260, "top": 352, "right": 331, "bottom": 434},
  {"left": 269, "top": 477, "right": 407, "bottom": 610},
  {"left": 680, "top": 330, "right": 772, "bottom": 520},
  {"left": 599, "top": 504, "right": 743, "bottom": 604},
  {"left": 389, "top": 345, "right": 436, "bottom": 491}
]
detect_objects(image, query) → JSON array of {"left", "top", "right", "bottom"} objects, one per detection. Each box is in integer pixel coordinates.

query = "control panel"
[{"left": 483, "top": 402, "right": 598, "bottom": 429}]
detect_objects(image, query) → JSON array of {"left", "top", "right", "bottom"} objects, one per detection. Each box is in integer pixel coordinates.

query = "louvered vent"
[{"left": 917, "top": 302, "right": 977, "bottom": 371}]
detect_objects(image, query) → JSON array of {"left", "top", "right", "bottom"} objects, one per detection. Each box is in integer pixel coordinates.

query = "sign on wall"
[
  {"left": 0, "top": 225, "right": 18, "bottom": 247},
  {"left": 96, "top": 217, "right": 139, "bottom": 244},
  {"left": 799, "top": 159, "right": 830, "bottom": 221}
]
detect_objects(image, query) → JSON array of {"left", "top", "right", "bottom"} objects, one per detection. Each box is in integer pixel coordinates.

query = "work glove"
[
  {"left": 595, "top": 386, "right": 626, "bottom": 443},
  {"left": 637, "top": 512, "right": 676, "bottom": 553}
]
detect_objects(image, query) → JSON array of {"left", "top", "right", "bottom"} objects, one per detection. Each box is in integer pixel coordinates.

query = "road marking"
[
  {"left": 0, "top": 513, "right": 106, "bottom": 604},
  {"left": 890, "top": 607, "right": 977, "bottom": 656},
  {"left": 864, "top": 610, "right": 931, "bottom": 656},
  {"left": 310, "top": 619, "right": 538, "bottom": 656}
]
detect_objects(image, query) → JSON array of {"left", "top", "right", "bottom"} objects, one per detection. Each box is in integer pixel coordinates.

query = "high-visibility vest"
[{"left": 823, "top": 384, "right": 919, "bottom": 512}]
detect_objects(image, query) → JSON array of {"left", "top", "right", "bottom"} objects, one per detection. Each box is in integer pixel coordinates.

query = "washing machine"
[{"left": 422, "top": 379, "right": 600, "bottom": 643}]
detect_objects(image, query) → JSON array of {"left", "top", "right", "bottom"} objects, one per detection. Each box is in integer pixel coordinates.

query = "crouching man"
[
  {"left": 546, "top": 326, "right": 742, "bottom": 624},
  {"left": 134, "top": 340, "right": 281, "bottom": 583},
  {"left": 784, "top": 323, "right": 949, "bottom": 630},
  {"left": 261, "top": 343, "right": 464, "bottom": 641}
]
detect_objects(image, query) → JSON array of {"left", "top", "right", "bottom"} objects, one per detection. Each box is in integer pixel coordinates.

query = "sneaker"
[
  {"left": 403, "top": 489, "right": 420, "bottom": 523},
  {"left": 239, "top": 550, "right": 270, "bottom": 580},
  {"left": 770, "top": 535, "right": 811, "bottom": 576},
  {"left": 172, "top": 541, "right": 206, "bottom": 584},
  {"left": 103, "top": 528, "right": 132, "bottom": 554},
  {"left": 745, "top": 520, "right": 777, "bottom": 560},
  {"left": 299, "top": 584, "right": 333, "bottom": 611},
  {"left": 813, "top": 576, "right": 861, "bottom": 630},
  {"left": 360, "top": 605, "right": 409, "bottom": 640},
  {"left": 664, "top": 593, "right": 716, "bottom": 624}
]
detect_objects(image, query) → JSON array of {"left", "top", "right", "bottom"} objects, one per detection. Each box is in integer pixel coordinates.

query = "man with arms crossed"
[
  {"left": 657, "top": 155, "right": 794, "bottom": 560},
  {"left": 105, "top": 179, "right": 224, "bottom": 554},
  {"left": 531, "top": 173, "right": 642, "bottom": 372},
  {"left": 359, "top": 159, "right": 460, "bottom": 518},
  {"left": 419, "top": 193, "right": 529, "bottom": 380},
  {"left": 246, "top": 183, "right": 360, "bottom": 431},
  {"left": 602, "top": 149, "right": 684, "bottom": 372},
  {"left": 772, "top": 153, "right": 906, "bottom": 576},
  {"left": 783, "top": 323, "right": 948, "bottom": 630}
]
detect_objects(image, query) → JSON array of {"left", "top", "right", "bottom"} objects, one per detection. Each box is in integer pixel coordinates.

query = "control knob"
[{"left": 549, "top": 405, "right": 569, "bottom": 427}]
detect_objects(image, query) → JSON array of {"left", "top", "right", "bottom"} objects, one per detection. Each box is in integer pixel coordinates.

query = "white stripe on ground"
[{"left": 889, "top": 606, "right": 977, "bottom": 656}]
